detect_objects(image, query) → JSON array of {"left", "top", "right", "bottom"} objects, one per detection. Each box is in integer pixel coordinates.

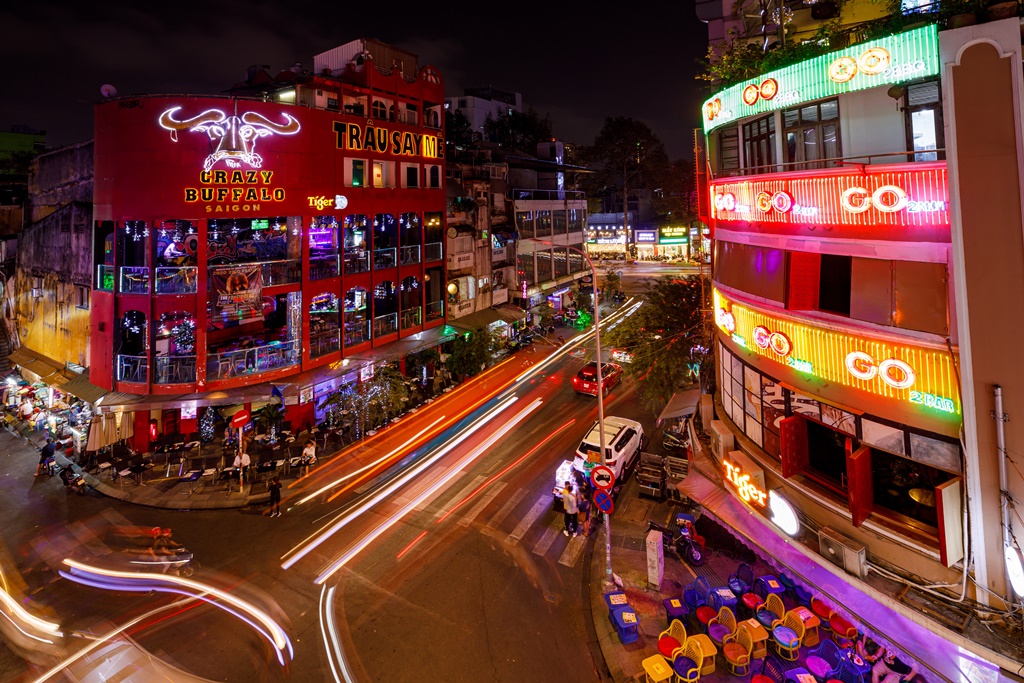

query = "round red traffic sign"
[
  {"left": 590, "top": 465, "right": 615, "bottom": 491},
  {"left": 593, "top": 489, "right": 615, "bottom": 515},
  {"left": 230, "top": 410, "right": 250, "bottom": 428}
]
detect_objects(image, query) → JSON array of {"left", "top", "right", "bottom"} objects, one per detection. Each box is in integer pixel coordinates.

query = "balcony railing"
[
  {"left": 512, "top": 189, "right": 585, "bottom": 201},
  {"left": 711, "top": 150, "right": 947, "bottom": 179},
  {"left": 396, "top": 111, "right": 418, "bottom": 125},
  {"left": 401, "top": 307, "right": 422, "bottom": 329},
  {"left": 260, "top": 260, "right": 302, "bottom": 287},
  {"left": 344, "top": 250, "right": 370, "bottom": 275},
  {"left": 426, "top": 301, "right": 444, "bottom": 322},
  {"left": 206, "top": 339, "right": 300, "bottom": 381},
  {"left": 154, "top": 355, "right": 196, "bottom": 384},
  {"left": 400, "top": 245, "right": 421, "bottom": 266},
  {"left": 424, "top": 242, "right": 443, "bottom": 262},
  {"left": 117, "top": 355, "right": 148, "bottom": 384},
  {"left": 120, "top": 267, "right": 149, "bottom": 295},
  {"left": 310, "top": 330, "right": 341, "bottom": 358},
  {"left": 97, "top": 265, "right": 115, "bottom": 292},
  {"left": 344, "top": 320, "right": 370, "bottom": 346},
  {"left": 374, "top": 248, "right": 397, "bottom": 270},
  {"left": 155, "top": 267, "right": 198, "bottom": 294},
  {"left": 373, "top": 313, "right": 398, "bottom": 338},
  {"left": 310, "top": 255, "right": 340, "bottom": 281}
]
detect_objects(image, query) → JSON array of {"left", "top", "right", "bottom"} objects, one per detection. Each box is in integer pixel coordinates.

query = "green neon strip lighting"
[{"left": 702, "top": 24, "right": 939, "bottom": 133}]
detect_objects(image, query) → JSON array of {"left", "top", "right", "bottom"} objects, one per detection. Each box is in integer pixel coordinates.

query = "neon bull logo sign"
[{"left": 158, "top": 107, "right": 301, "bottom": 171}]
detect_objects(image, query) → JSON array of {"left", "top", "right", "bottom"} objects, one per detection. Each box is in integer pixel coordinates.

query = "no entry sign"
[
  {"left": 230, "top": 410, "right": 250, "bottom": 428},
  {"left": 594, "top": 489, "right": 615, "bottom": 515}
]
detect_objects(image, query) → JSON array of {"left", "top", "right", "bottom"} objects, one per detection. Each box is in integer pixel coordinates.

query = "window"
[
  {"left": 818, "top": 254, "right": 852, "bottom": 316},
  {"left": 615, "top": 428, "right": 637, "bottom": 453},
  {"left": 742, "top": 115, "right": 775, "bottom": 174},
  {"left": 372, "top": 100, "right": 387, "bottom": 119},
  {"left": 784, "top": 99, "right": 841, "bottom": 169},
  {"left": 905, "top": 81, "right": 944, "bottom": 161},
  {"left": 405, "top": 165, "right": 419, "bottom": 188},
  {"left": 75, "top": 285, "right": 89, "bottom": 309},
  {"left": 428, "top": 165, "right": 441, "bottom": 188},
  {"left": 351, "top": 160, "right": 365, "bottom": 187},
  {"left": 373, "top": 162, "right": 384, "bottom": 188},
  {"left": 805, "top": 418, "right": 849, "bottom": 494},
  {"left": 718, "top": 127, "right": 739, "bottom": 173}
]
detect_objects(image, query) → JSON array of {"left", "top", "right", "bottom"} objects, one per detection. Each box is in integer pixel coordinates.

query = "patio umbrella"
[
  {"left": 85, "top": 415, "right": 103, "bottom": 451},
  {"left": 103, "top": 413, "right": 119, "bottom": 445},
  {"left": 118, "top": 412, "right": 135, "bottom": 442}
]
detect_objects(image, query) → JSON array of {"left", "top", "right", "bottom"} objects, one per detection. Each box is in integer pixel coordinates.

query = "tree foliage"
[
  {"left": 483, "top": 108, "right": 553, "bottom": 152},
  {"left": 445, "top": 108, "right": 475, "bottom": 149},
  {"left": 582, "top": 117, "right": 670, "bottom": 201},
  {"left": 446, "top": 327, "right": 498, "bottom": 379},
  {"left": 653, "top": 160, "right": 698, "bottom": 222},
  {"left": 605, "top": 276, "right": 711, "bottom": 414}
]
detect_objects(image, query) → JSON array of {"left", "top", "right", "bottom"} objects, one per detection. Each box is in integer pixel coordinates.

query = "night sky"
[{"left": 2, "top": 2, "right": 709, "bottom": 160}]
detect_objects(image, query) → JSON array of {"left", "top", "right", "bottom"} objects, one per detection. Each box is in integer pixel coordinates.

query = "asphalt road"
[{"left": 0, "top": 300, "right": 666, "bottom": 682}]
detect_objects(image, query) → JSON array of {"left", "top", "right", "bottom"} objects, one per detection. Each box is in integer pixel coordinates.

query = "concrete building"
[
  {"left": 445, "top": 87, "right": 522, "bottom": 140},
  {"left": 697, "top": 2, "right": 1024, "bottom": 674}
]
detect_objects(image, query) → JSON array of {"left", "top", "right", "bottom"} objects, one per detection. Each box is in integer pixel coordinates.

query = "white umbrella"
[
  {"left": 85, "top": 415, "right": 103, "bottom": 451},
  {"left": 103, "top": 413, "right": 119, "bottom": 445},
  {"left": 118, "top": 412, "right": 135, "bottom": 442}
]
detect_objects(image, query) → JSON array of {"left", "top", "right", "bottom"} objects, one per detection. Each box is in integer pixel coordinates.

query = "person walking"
[
  {"left": 35, "top": 437, "right": 56, "bottom": 476},
  {"left": 267, "top": 475, "right": 282, "bottom": 517},
  {"left": 562, "top": 482, "right": 578, "bottom": 537}
]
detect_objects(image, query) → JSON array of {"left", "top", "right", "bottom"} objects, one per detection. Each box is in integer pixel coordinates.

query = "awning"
[
  {"left": 7, "top": 347, "right": 35, "bottom": 367},
  {"left": 448, "top": 308, "right": 508, "bottom": 331},
  {"left": 657, "top": 389, "right": 701, "bottom": 423},
  {"left": 9, "top": 346, "right": 68, "bottom": 386},
  {"left": 61, "top": 370, "right": 110, "bottom": 404},
  {"left": 495, "top": 305, "right": 527, "bottom": 324},
  {"left": 96, "top": 383, "right": 283, "bottom": 413},
  {"left": 218, "top": 400, "right": 278, "bottom": 421},
  {"left": 344, "top": 324, "right": 460, "bottom": 367}
]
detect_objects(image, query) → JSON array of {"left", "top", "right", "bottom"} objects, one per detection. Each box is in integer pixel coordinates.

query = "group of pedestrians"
[{"left": 560, "top": 473, "right": 594, "bottom": 538}]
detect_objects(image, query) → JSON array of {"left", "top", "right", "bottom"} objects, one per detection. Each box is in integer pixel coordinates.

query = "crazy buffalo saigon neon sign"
[{"left": 710, "top": 162, "right": 949, "bottom": 242}]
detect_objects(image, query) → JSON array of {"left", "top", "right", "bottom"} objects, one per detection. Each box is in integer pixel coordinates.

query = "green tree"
[
  {"left": 445, "top": 108, "right": 475, "bottom": 149},
  {"left": 605, "top": 275, "right": 711, "bottom": 413},
  {"left": 447, "top": 327, "right": 498, "bottom": 379},
  {"left": 602, "top": 265, "right": 622, "bottom": 300},
  {"left": 483, "top": 108, "right": 553, "bottom": 152},
  {"left": 584, "top": 117, "right": 670, "bottom": 257},
  {"left": 654, "top": 160, "right": 698, "bottom": 224}
]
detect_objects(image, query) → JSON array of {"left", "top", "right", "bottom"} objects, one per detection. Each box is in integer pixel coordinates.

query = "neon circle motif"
[
  {"left": 759, "top": 78, "right": 779, "bottom": 100},
  {"left": 742, "top": 85, "right": 761, "bottom": 106},
  {"left": 752, "top": 326, "right": 771, "bottom": 348},
  {"left": 828, "top": 56, "right": 858, "bottom": 84},
  {"left": 879, "top": 358, "right": 916, "bottom": 389},
  {"left": 771, "top": 191, "right": 793, "bottom": 214},
  {"left": 858, "top": 47, "right": 891, "bottom": 75},
  {"left": 846, "top": 351, "right": 878, "bottom": 381},
  {"left": 768, "top": 332, "right": 792, "bottom": 356},
  {"left": 840, "top": 187, "right": 872, "bottom": 214},
  {"left": 872, "top": 185, "right": 908, "bottom": 213},
  {"left": 755, "top": 192, "right": 773, "bottom": 213}
]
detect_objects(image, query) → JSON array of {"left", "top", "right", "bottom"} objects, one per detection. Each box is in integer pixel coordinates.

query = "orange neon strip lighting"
[{"left": 714, "top": 288, "right": 960, "bottom": 414}]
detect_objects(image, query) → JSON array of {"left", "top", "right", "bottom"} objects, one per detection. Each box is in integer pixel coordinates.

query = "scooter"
[
  {"left": 58, "top": 466, "right": 87, "bottom": 495},
  {"left": 647, "top": 519, "right": 707, "bottom": 567},
  {"left": 663, "top": 429, "right": 689, "bottom": 451}
]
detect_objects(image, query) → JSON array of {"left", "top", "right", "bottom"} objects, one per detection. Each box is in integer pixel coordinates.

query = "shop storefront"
[
  {"left": 585, "top": 226, "right": 627, "bottom": 258},
  {"left": 658, "top": 225, "right": 689, "bottom": 259},
  {"left": 633, "top": 229, "right": 658, "bottom": 259}
]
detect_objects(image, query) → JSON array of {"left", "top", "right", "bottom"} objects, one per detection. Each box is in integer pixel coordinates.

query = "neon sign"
[
  {"left": 333, "top": 122, "right": 442, "bottom": 158},
  {"left": 710, "top": 162, "right": 949, "bottom": 241},
  {"left": 713, "top": 288, "right": 960, "bottom": 413},
  {"left": 769, "top": 491, "right": 799, "bottom": 536},
  {"left": 159, "top": 107, "right": 300, "bottom": 171},
  {"left": 724, "top": 458, "right": 767, "bottom": 506},
  {"left": 702, "top": 24, "right": 938, "bottom": 133}
]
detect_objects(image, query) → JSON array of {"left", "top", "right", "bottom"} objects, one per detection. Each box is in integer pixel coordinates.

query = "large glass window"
[
  {"left": 517, "top": 251, "right": 534, "bottom": 288},
  {"left": 344, "top": 287, "right": 369, "bottom": 346},
  {"left": 344, "top": 215, "right": 370, "bottom": 274},
  {"left": 373, "top": 281, "right": 398, "bottom": 337},
  {"left": 399, "top": 212, "right": 422, "bottom": 266},
  {"left": 784, "top": 99, "right": 840, "bottom": 170},
  {"left": 424, "top": 212, "right": 443, "bottom": 262},
  {"left": 154, "top": 311, "right": 196, "bottom": 384},
  {"left": 401, "top": 276, "right": 422, "bottom": 329},
  {"left": 207, "top": 217, "right": 289, "bottom": 264},
  {"left": 309, "top": 292, "right": 341, "bottom": 358},
  {"left": 535, "top": 210, "right": 552, "bottom": 238},
  {"left": 742, "top": 115, "right": 775, "bottom": 174},
  {"left": 118, "top": 221, "right": 150, "bottom": 294},
  {"left": 118, "top": 310, "right": 148, "bottom": 383},
  {"left": 516, "top": 211, "right": 534, "bottom": 238},
  {"left": 904, "top": 81, "right": 944, "bottom": 162},
  {"left": 155, "top": 220, "right": 198, "bottom": 294},
  {"left": 718, "top": 127, "right": 740, "bottom": 173},
  {"left": 552, "top": 210, "right": 567, "bottom": 236},
  {"left": 373, "top": 214, "right": 397, "bottom": 270},
  {"left": 567, "top": 208, "right": 585, "bottom": 233},
  {"left": 310, "top": 215, "right": 340, "bottom": 280},
  {"left": 536, "top": 249, "right": 552, "bottom": 283}
]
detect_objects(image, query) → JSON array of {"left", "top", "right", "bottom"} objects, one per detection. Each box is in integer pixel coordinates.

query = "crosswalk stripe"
[
  {"left": 507, "top": 494, "right": 550, "bottom": 545},
  {"left": 413, "top": 469, "right": 469, "bottom": 513},
  {"left": 458, "top": 482, "right": 507, "bottom": 527},
  {"left": 486, "top": 487, "right": 527, "bottom": 531},
  {"left": 67, "top": 521, "right": 111, "bottom": 557},
  {"left": 531, "top": 520, "right": 561, "bottom": 556},
  {"left": 99, "top": 507, "right": 135, "bottom": 527},
  {"left": 432, "top": 475, "right": 487, "bottom": 519},
  {"left": 558, "top": 533, "right": 587, "bottom": 567}
]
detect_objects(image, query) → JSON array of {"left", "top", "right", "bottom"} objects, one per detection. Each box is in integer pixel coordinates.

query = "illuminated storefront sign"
[
  {"left": 159, "top": 107, "right": 301, "bottom": 171},
  {"left": 710, "top": 162, "right": 949, "bottom": 242},
  {"left": 635, "top": 230, "right": 658, "bottom": 243},
  {"left": 660, "top": 225, "right": 689, "bottom": 244},
  {"left": 333, "top": 122, "right": 442, "bottom": 158},
  {"left": 723, "top": 452, "right": 767, "bottom": 506},
  {"left": 713, "top": 288, "right": 960, "bottom": 414},
  {"left": 702, "top": 24, "right": 938, "bottom": 133},
  {"left": 769, "top": 491, "right": 799, "bottom": 536}
]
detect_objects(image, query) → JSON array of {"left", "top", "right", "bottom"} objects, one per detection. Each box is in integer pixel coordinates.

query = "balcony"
[
  {"left": 447, "top": 251, "right": 474, "bottom": 270},
  {"left": 400, "top": 245, "right": 421, "bottom": 266},
  {"left": 426, "top": 301, "right": 443, "bottom": 322},
  {"left": 310, "top": 330, "right": 341, "bottom": 358},
  {"left": 310, "top": 255, "right": 341, "bottom": 281},
  {"left": 344, "top": 320, "right": 370, "bottom": 346},
  {"left": 424, "top": 242, "right": 443, "bottom": 262},
  {"left": 155, "top": 267, "right": 198, "bottom": 294},
  {"left": 373, "top": 313, "right": 398, "bottom": 338},
  {"left": 117, "top": 355, "right": 148, "bottom": 384},
  {"left": 206, "top": 339, "right": 300, "bottom": 381},
  {"left": 96, "top": 264, "right": 114, "bottom": 292},
  {"left": 154, "top": 355, "right": 196, "bottom": 384},
  {"left": 401, "top": 307, "right": 422, "bottom": 330},
  {"left": 258, "top": 260, "right": 301, "bottom": 287},
  {"left": 511, "top": 189, "right": 585, "bottom": 202},
  {"left": 374, "top": 248, "right": 397, "bottom": 271},
  {"left": 344, "top": 250, "right": 370, "bottom": 275},
  {"left": 119, "top": 267, "right": 149, "bottom": 295}
]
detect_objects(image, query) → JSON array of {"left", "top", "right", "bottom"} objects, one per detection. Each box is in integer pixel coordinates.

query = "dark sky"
[{"left": 2, "top": 2, "right": 710, "bottom": 160}]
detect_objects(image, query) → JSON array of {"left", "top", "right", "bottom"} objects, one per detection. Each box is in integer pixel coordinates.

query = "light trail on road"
[{"left": 313, "top": 398, "right": 544, "bottom": 583}]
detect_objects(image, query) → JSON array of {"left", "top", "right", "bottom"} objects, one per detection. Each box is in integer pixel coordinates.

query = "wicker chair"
[
  {"left": 670, "top": 638, "right": 703, "bottom": 683},
  {"left": 755, "top": 593, "right": 786, "bottom": 629},
  {"left": 658, "top": 618, "right": 688, "bottom": 660},
  {"left": 708, "top": 606, "right": 737, "bottom": 648},
  {"left": 751, "top": 654, "right": 787, "bottom": 683},
  {"left": 722, "top": 625, "right": 753, "bottom": 676},
  {"left": 771, "top": 612, "right": 805, "bottom": 661}
]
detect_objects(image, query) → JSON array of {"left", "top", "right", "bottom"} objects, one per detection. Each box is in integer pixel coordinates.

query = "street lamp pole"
[{"left": 527, "top": 239, "right": 613, "bottom": 584}]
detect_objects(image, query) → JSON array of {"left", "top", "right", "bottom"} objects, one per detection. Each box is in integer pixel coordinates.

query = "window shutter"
[
  {"left": 846, "top": 443, "right": 873, "bottom": 527},
  {"left": 787, "top": 251, "right": 820, "bottom": 310},
  {"left": 779, "top": 415, "right": 808, "bottom": 478}
]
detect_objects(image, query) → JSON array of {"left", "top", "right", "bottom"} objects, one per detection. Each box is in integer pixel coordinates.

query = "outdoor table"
[
  {"left": 785, "top": 670, "right": 816, "bottom": 683},
  {"left": 791, "top": 605, "right": 821, "bottom": 646},
  {"left": 687, "top": 633, "right": 717, "bottom": 675},
  {"left": 641, "top": 653, "right": 673, "bottom": 683},
  {"left": 178, "top": 469, "right": 202, "bottom": 497},
  {"left": 609, "top": 605, "right": 639, "bottom": 644},
  {"left": 739, "top": 618, "right": 769, "bottom": 660},
  {"left": 662, "top": 597, "right": 688, "bottom": 627},
  {"left": 758, "top": 575, "right": 786, "bottom": 597},
  {"left": 713, "top": 586, "right": 738, "bottom": 609},
  {"left": 837, "top": 649, "right": 871, "bottom": 679},
  {"left": 604, "top": 591, "right": 629, "bottom": 613},
  {"left": 129, "top": 464, "right": 149, "bottom": 486}
]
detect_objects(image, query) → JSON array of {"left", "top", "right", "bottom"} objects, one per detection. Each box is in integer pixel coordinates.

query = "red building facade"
[{"left": 90, "top": 66, "right": 447, "bottom": 413}]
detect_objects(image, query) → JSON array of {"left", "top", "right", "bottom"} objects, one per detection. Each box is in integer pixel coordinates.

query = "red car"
[{"left": 572, "top": 362, "right": 623, "bottom": 396}]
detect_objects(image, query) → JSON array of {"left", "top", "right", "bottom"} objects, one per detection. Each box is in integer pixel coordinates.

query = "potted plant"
[
  {"left": 943, "top": 0, "right": 984, "bottom": 27},
  {"left": 986, "top": 0, "right": 1019, "bottom": 21}
]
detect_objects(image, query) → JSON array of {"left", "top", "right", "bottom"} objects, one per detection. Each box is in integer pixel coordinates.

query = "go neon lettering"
[
  {"left": 845, "top": 351, "right": 916, "bottom": 390},
  {"left": 752, "top": 326, "right": 792, "bottom": 357}
]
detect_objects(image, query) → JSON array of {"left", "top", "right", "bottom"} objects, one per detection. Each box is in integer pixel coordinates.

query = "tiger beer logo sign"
[{"left": 333, "top": 122, "right": 443, "bottom": 158}]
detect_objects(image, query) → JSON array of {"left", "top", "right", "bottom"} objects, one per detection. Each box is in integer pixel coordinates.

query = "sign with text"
[
  {"left": 209, "top": 265, "right": 263, "bottom": 329},
  {"left": 723, "top": 450, "right": 767, "bottom": 506},
  {"left": 646, "top": 529, "right": 664, "bottom": 590}
]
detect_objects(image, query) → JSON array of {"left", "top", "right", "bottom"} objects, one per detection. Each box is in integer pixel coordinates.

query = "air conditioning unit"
[
  {"left": 818, "top": 527, "right": 868, "bottom": 578},
  {"left": 709, "top": 420, "right": 734, "bottom": 461}
]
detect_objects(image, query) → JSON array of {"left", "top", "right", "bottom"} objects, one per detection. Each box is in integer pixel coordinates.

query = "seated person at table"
[
  {"left": 300, "top": 440, "right": 317, "bottom": 476},
  {"left": 872, "top": 649, "right": 918, "bottom": 683},
  {"left": 856, "top": 632, "right": 884, "bottom": 665},
  {"left": 233, "top": 449, "right": 251, "bottom": 482}
]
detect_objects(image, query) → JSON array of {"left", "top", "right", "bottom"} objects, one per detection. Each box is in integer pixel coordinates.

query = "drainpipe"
[{"left": 994, "top": 385, "right": 1015, "bottom": 600}]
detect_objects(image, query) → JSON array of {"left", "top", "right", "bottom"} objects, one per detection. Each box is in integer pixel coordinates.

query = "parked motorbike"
[
  {"left": 58, "top": 466, "right": 87, "bottom": 495},
  {"left": 662, "top": 428, "right": 690, "bottom": 452},
  {"left": 647, "top": 519, "right": 707, "bottom": 567}
]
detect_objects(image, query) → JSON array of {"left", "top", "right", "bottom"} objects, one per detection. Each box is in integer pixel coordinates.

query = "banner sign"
[{"left": 210, "top": 265, "right": 263, "bottom": 329}]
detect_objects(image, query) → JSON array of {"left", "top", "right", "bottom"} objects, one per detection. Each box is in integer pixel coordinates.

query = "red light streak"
[{"left": 395, "top": 531, "right": 428, "bottom": 560}]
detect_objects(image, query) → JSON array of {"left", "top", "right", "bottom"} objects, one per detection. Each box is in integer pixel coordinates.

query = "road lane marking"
[
  {"left": 432, "top": 475, "right": 486, "bottom": 519},
  {"left": 507, "top": 494, "right": 550, "bottom": 545},
  {"left": 413, "top": 470, "right": 469, "bottom": 513},
  {"left": 458, "top": 482, "right": 507, "bottom": 527},
  {"left": 393, "top": 465, "right": 452, "bottom": 508},
  {"left": 558, "top": 533, "right": 587, "bottom": 567},
  {"left": 67, "top": 522, "right": 111, "bottom": 557},
  {"left": 486, "top": 487, "right": 527, "bottom": 531},
  {"left": 531, "top": 519, "right": 561, "bottom": 556}
]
